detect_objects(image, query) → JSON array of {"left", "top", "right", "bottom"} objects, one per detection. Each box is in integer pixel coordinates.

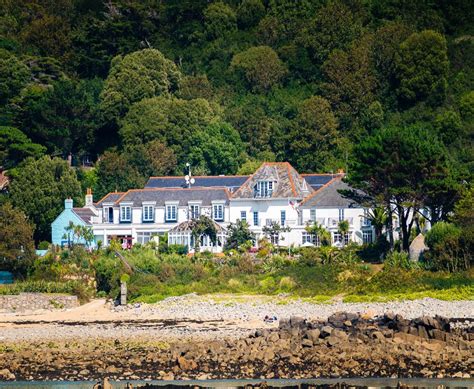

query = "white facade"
[{"left": 53, "top": 163, "right": 375, "bottom": 252}]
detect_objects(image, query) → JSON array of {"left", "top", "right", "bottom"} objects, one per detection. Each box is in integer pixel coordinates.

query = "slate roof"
[
  {"left": 232, "top": 162, "right": 313, "bottom": 199},
  {"left": 72, "top": 207, "right": 96, "bottom": 225},
  {"left": 145, "top": 175, "right": 248, "bottom": 191},
  {"left": 95, "top": 192, "right": 125, "bottom": 206},
  {"left": 301, "top": 174, "right": 337, "bottom": 190},
  {"left": 300, "top": 176, "right": 361, "bottom": 208},
  {"left": 113, "top": 187, "right": 230, "bottom": 207}
]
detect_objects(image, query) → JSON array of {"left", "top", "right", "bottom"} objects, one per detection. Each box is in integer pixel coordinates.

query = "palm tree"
[
  {"left": 337, "top": 220, "right": 350, "bottom": 247},
  {"left": 364, "top": 207, "right": 388, "bottom": 239},
  {"left": 305, "top": 221, "right": 331, "bottom": 246}
]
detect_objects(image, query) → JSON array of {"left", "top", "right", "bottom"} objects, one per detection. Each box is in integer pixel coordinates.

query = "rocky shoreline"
[{"left": 0, "top": 312, "right": 472, "bottom": 382}]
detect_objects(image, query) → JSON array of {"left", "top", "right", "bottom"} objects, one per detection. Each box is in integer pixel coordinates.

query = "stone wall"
[{"left": 0, "top": 293, "right": 79, "bottom": 312}]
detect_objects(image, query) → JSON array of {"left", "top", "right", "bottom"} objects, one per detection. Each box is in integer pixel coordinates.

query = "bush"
[
  {"left": 425, "top": 222, "right": 469, "bottom": 272},
  {"left": 384, "top": 251, "right": 416, "bottom": 270},
  {"left": 38, "top": 241, "right": 50, "bottom": 250},
  {"left": 279, "top": 276, "right": 296, "bottom": 291}
]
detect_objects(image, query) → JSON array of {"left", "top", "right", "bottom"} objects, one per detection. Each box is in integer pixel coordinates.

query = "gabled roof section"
[
  {"left": 72, "top": 208, "right": 96, "bottom": 225},
  {"left": 114, "top": 187, "right": 230, "bottom": 207},
  {"left": 95, "top": 192, "right": 125, "bottom": 206},
  {"left": 300, "top": 176, "right": 361, "bottom": 208},
  {"left": 232, "top": 162, "right": 313, "bottom": 199},
  {"left": 145, "top": 175, "right": 248, "bottom": 191}
]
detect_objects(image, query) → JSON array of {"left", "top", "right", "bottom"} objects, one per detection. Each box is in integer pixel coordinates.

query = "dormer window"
[
  {"left": 142, "top": 205, "right": 154, "bottom": 222},
  {"left": 189, "top": 204, "right": 200, "bottom": 219},
  {"left": 254, "top": 181, "right": 275, "bottom": 198},
  {"left": 120, "top": 205, "right": 131, "bottom": 223}
]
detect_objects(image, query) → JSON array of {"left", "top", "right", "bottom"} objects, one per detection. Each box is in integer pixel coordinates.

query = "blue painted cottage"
[{"left": 51, "top": 190, "right": 98, "bottom": 247}]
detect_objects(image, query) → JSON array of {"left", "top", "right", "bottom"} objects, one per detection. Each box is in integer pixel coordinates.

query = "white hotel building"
[{"left": 52, "top": 162, "right": 375, "bottom": 251}]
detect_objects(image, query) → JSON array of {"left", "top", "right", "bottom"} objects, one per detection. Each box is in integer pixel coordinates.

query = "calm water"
[{"left": 1, "top": 378, "right": 473, "bottom": 389}]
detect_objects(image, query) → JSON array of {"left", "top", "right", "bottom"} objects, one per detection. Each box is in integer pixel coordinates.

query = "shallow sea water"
[{"left": 1, "top": 378, "right": 474, "bottom": 389}]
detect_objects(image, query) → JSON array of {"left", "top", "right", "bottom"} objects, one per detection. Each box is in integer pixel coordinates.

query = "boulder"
[
  {"left": 0, "top": 369, "right": 15, "bottom": 380},
  {"left": 177, "top": 356, "right": 197, "bottom": 371},
  {"left": 305, "top": 329, "right": 321, "bottom": 342},
  {"left": 290, "top": 316, "right": 306, "bottom": 328},
  {"left": 321, "top": 326, "right": 333, "bottom": 337}
]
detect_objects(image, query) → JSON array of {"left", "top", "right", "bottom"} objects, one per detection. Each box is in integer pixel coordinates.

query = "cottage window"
[
  {"left": 165, "top": 205, "right": 177, "bottom": 222},
  {"left": 240, "top": 211, "right": 247, "bottom": 222},
  {"left": 310, "top": 209, "right": 316, "bottom": 222},
  {"left": 142, "top": 205, "right": 154, "bottom": 222},
  {"left": 189, "top": 204, "right": 200, "bottom": 219},
  {"left": 213, "top": 204, "right": 224, "bottom": 221},
  {"left": 280, "top": 210, "right": 286, "bottom": 226},
  {"left": 120, "top": 206, "right": 131, "bottom": 222}
]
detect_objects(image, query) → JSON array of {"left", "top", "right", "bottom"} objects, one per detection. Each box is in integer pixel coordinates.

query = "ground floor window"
[
  {"left": 137, "top": 231, "right": 154, "bottom": 244},
  {"left": 301, "top": 232, "right": 321, "bottom": 247},
  {"left": 333, "top": 232, "right": 351, "bottom": 245},
  {"left": 363, "top": 230, "right": 373, "bottom": 244}
]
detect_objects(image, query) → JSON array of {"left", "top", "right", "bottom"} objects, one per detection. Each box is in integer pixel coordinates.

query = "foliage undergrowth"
[{"left": 90, "top": 246, "right": 473, "bottom": 303}]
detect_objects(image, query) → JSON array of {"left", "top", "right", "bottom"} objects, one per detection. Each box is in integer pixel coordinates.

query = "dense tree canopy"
[
  {"left": 9, "top": 156, "right": 82, "bottom": 242},
  {"left": 0, "top": 0, "right": 471, "bottom": 246}
]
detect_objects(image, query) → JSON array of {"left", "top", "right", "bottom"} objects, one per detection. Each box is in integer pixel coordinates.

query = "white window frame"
[
  {"left": 254, "top": 181, "right": 274, "bottom": 198},
  {"left": 120, "top": 205, "right": 131, "bottom": 222},
  {"left": 240, "top": 211, "right": 247, "bottom": 222},
  {"left": 165, "top": 204, "right": 177, "bottom": 222},
  {"left": 281, "top": 210, "right": 286, "bottom": 226},
  {"left": 310, "top": 209, "right": 316, "bottom": 222},
  {"left": 363, "top": 230, "right": 373, "bottom": 244},
  {"left": 142, "top": 205, "right": 154, "bottom": 222},
  {"left": 212, "top": 204, "right": 224, "bottom": 221},
  {"left": 189, "top": 204, "right": 200, "bottom": 220},
  {"left": 253, "top": 211, "right": 259, "bottom": 226},
  {"left": 339, "top": 208, "right": 345, "bottom": 221}
]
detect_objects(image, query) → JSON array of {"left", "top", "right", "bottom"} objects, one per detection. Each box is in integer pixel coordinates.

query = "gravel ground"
[{"left": 0, "top": 295, "right": 472, "bottom": 342}]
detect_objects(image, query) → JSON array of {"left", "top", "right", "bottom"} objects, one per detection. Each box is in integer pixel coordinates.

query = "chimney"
[
  {"left": 85, "top": 188, "right": 93, "bottom": 207},
  {"left": 65, "top": 198, "right": 73, "bottom": 210}
]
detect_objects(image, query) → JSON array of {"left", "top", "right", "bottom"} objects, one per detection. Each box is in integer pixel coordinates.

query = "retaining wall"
[{"left": 0, "top": 293, "right": 79, "bottom": 312}]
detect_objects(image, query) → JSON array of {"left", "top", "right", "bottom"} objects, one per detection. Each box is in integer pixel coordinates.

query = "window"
[
  {"left": 189, "top": 204, "right": 200, "bottom": 219},
  {"left": 120, "top": 206, "right": 131, "bottom": 222},
  {"left": 333, "top": 232, "right": 342, "bottom": 244},
  {"left": 362, "top": 209, "right": 371, "bottom": 226},
  {"left": 302, "top": 232, "right": 321, "bottom": 247},
  {"left": 254, "top": 181, "right": 274, "bottom": 198},
  {"left": 281, "top": 210, "right": 286, "bottom": 226},
  {"left": 165, "top": 205, "right": 177, "bottom": 222},
  {"left": 339, "top": 208, "right": 345, "bottom": 221},
  {"left": 253, "top": 211, "right": 259, "bottom": 226},
  {"left": 104, "top": 207, "right": 114, "bottom": 223},
  {"left": 142, "top": 205, "right": 154, "bottom": 222},
  {"left": 240, "top": 211, "right": 246, "bottom": 222},
  {"left": 363, "top": 230, "right": 373, "bottom": 244},
  {"left": 137, "top": 232, "right": 153, "bottom": 244},
  {"left": 310, "top": 209, "right": 316, "bottom": 222},
  {"left": 213, "top": 204, "right": 224, "bottom": 221},
  {"left": 344, "top": 232, "right": 351, "bottom": 245}
]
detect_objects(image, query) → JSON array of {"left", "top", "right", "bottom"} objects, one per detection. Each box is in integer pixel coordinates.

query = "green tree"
[
  {"left": 302, "top": 0, "right": 363, "bottom": 65},
  {"left": 364, "top": 207, "right": 388, "bottom": 239},
  {"left": 224, "top": 220, "right": 255, "bottom": 251},
  {"left": 395, "top": 30, "right": 449, "bottom": 105},
  {"left": 288, "top": 96, "right": 339, "bottom": 172},
  {"left": 348, "top": 126, "right": 456, "bottom": 251},
  {"left": 230, "top": 46, "right": 287, "bottom": 92},
  {"left": 11, "top": 78, "right": 103, "bottom": 155},
  {"left": 94, "top": 149, "right": 145, "bottom": 200},
  {"left": 204, "top": 2, "right": 237, "bottom": 39},
  {"left": 9, "top": 156, "right": 82, "bottom": 242},
  {"left": 188, "top": 123, "right": 245, "bottom": 175},
  {"left": 125, "top": 140, "right": 178, "bottom": 179},
  {"left": 237, "top": 0, "right": 265, "bottom": 28},
  {"left": 337, "top": 220, "right": 350, "bottom": 247},
  {"left": 101, "top": 49, "right": 182, "bottom": 121},
  {"left": 0, "top": 49, "right": 30, "bottom": 106},
  {"left": 0, "top": 126, "right": 45, "bottom": 169},
  {"left": 120, "top": 96, "right": 227, "bottom": 171},
  {"left": 0, "top": 203, "right": 36, "bottom": 276},
  {"left": 322, "top": 35, "right": 378, "bottom": 130},
  {"left": 434, "top": 110, "right": 463, "bottom": 145}
]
